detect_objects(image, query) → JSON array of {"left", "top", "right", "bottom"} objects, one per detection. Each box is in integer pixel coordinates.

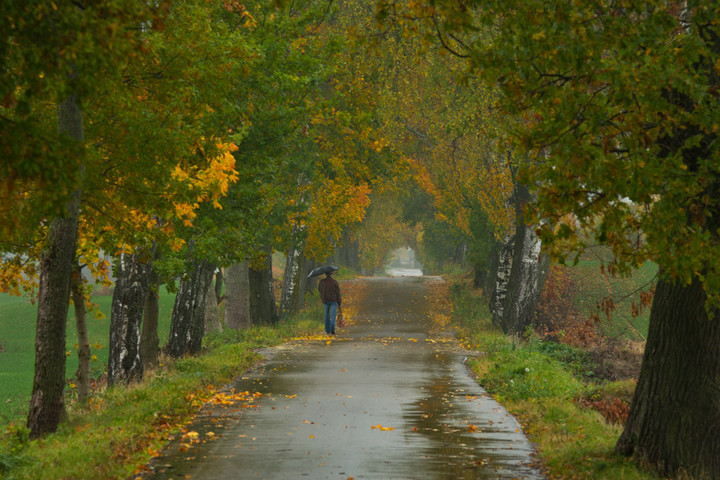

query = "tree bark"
[
  {"left": 166, "top": 260, "right": 215, "bottom": 357},
  {"left": 225, "top": 261, "right": 251, "bottom": 329},
  {"left": 71, "top": 263, "right": 91, "bottom": 403},
  {"left": 333, "top": 230, "right": 359, "bottom": 270},
  {"left": 205, "top": 274, "right": 222, "bottom": 334},
  {"left": 249, "top": 246, "right": 277, "bottom": 326},
  {"left": 214, "top": 268, "right": 223, "bottom": 305},
  {"left": 27, "top": 94, "right": 83, "bottom": 439},
  {"left": 108, "top": 250, "right": 151, "bottom": 386},
  {"left": 303, "top": 258, "right": 318, "bottom": 296},
  {"left": 280, "top": 234, "right": 306, "bottom": 320},
  {"left": 140, "top": 266, "right": 160, "bottom": 369},
  {"left": 616, "top": 276, "right": 720, "bottom": 477},
  {"left": 489, "top": 235, "right": 514, "bottom": 326}
]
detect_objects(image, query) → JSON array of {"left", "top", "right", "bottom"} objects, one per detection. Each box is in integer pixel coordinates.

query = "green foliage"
[{"left": 382, "top": 0, "right": 720, "bottom": 301}]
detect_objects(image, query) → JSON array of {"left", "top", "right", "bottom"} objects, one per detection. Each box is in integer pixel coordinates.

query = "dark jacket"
[{"left": 318, "top": 276, "right": 341, "bottom": 305}]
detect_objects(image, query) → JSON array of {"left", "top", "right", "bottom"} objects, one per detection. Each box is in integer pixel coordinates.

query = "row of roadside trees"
[
  {"left": 1, "top": 0, "right": 396, "bottom": 439},
  {"left": 371, "top": 0, "right": 720, "bottom": 477}
]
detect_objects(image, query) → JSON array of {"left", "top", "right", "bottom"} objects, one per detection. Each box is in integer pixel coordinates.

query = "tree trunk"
[
  {"left": 71, "top": 263, "right": 91, "bottom": 403},
  {"left": 303, "top": 258, "right": 318, "bottom": 296},
  {"left": 108, "top": 250, "right": 151, "bottom": 386},
  {"left": 205, "top": 274, "right": 222, "bottom": 334},
  {"left": 166, "top": 260, "right": 215, "bottom": 357},
  {"left": 214, "top": 268, "right": 223, "bottom": 305},
  {"left": 484, "top": 241, "right": 501, "bottom": 299},
  {"left": 140, "top": 266, "right": 160, "bottom": 370},
  {"left": 472, "top": 264, "right": 486, "bottom": 290},
  {"left": 499, "top": 221, "right": 549, "bottom": 335},
  {"left": 27, "top": 94, "right": 83, "bottom": 439},
  {"left": 280, "top": 234, "right": 306, "bottom": 320},
  {"left": 333, "top": 230, "right": 359, "bottom": 270},
  {"left": 225, "top": 261, "right": 251, "bottom": 329},
  {"left": 491, "top": 184, "right": 549, "bottom": 335},
  {"left": 616, "top": 276, "right": 720, "bottom": 477},
  {"left": 489, "top": 235, "right": 514, "bottom": 325},
  {"left": 249, "top": 247, "right": 277, "bottom": 326}
]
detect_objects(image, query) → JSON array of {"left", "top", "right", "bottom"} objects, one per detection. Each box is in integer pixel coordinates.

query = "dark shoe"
[{"left": 331, "top": 331, "right": 336, "bottom": 335}]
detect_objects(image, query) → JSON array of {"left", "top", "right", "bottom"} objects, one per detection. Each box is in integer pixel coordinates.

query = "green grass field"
[{"left": 0, "top": 291, "right": 176, "bottom": 425}]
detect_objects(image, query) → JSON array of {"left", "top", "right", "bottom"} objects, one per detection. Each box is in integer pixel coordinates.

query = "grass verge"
[
  {"left": 0, "top": 303, "right": 323, "bottom": 480},
  {"left": 449, "top": 280, "right": 660, "bottom": 480}
]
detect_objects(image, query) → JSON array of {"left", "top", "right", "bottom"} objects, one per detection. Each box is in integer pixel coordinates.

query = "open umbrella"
[{"left": 307, "top": 265, "right": 339, "bottom": 278}]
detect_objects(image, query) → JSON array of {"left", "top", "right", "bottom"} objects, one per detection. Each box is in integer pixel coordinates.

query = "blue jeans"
[{"left": 324, "top": 302, "right": 338, "bottom": 333}]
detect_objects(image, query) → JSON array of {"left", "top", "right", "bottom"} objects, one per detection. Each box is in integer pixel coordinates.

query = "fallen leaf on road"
[{"left": 371, "top": 424, "right": 394, "bottom": 431}]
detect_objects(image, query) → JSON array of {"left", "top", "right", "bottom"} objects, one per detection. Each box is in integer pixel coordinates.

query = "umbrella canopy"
[{"left": 307, "top": 265, "right": 339, "bottom": 278}]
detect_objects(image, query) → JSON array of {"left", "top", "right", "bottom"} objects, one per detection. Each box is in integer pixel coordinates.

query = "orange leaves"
[
  {"left": 371, "top": 424, "right": 395, "bottom": 431},
  {"left": 305, "top": 180, "right": 372, "bottom": 259},
  {"left": 170, "top": 141, "right": 239, "bottom": 227}
]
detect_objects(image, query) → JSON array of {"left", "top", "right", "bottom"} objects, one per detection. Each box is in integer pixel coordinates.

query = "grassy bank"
[
  {"left": 0, "top": 291, "right": 177, "bottom": 424},
  {"left": 449, "top": 281, "right": 660, "bottom": 480},
  {"left": 0, "top": 302, "right": 323, "bottom": 480}
]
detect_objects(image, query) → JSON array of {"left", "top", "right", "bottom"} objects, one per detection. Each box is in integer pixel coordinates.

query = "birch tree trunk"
[
  {"left": 225, "top": 261, "right": 250, "bottom": 329},
  {"left": 249, "top": 247, "right": 277, "bottom": 326},
  {"left": 490, "top": 184, "right": 548, "bottom": 335},
  {"left": 71, "top": 263, "right": 90, "bottom": 403},
  {"left": 280, "top": 234, "right": 306, "bottom": 320},
  {"left": 28, "top": 94, "right": 83, "bottom": 439},
  {"left": 166, "top": 260, "right": 215, "bottom": 357},
  {"left": 490, "top": 236, "right": 514, "bottom": 325},
  {"left": 108, "top": 250, "right": 151, "bottom": 386}
]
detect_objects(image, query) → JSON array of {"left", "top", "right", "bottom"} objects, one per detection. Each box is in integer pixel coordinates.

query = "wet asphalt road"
[{"left": 144, "top": 276, "right": 545, "bottom": 480}]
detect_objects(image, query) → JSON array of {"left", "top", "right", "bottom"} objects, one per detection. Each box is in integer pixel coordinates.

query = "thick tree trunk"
[
  {"left": 108, "top": 251, "right": 151, "bottom": 386},
  {"left": 71, "top": 263, "right": 91, "bottom": 403},
  {"left": 140, "top": 267, "right": 160, "bottom": 369},
  {"left": 205, "top": 274, "right": 222, "bottom": 334},
  {"left": 616, "top": 276, "right": 720, "bottom": 477},
  {"left": 166, "top": 260, "right": 215, "bottom": 357},
  {"left": 27, "top": 94, "right": 83, "bottom": 439},
  {"left": 225, "top": 261, "right": 250, "bottom": 329},
  {"left": 280, "top": 235, "right": 306, "bottom": 320},
  {"left": 249, "top": 247, "right": 277, "bottom": 326}
]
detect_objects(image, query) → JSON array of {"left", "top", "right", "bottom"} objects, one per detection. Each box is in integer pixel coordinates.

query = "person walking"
[{"left": 318, "top": 271, "right": 341, "bottom": 335}]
